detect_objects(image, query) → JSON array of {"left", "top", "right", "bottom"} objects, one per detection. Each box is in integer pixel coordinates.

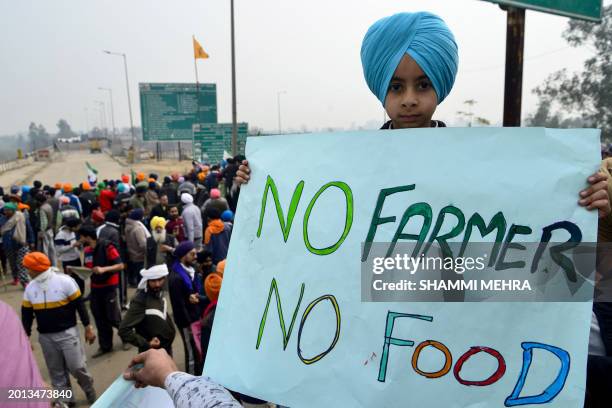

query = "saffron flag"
[{"left": 193, "top": 36, "right": 209, "bottom": 59}]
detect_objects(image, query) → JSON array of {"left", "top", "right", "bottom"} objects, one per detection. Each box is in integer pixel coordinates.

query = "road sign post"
[{"left": 502, "top": 7, "right": 525, "bottom": 127}]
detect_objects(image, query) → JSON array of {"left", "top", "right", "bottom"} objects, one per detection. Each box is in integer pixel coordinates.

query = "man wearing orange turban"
[
  {"left": 200, "top": 272, "right": 223, "bottom": 364},
  {"left": 21, "top": 252, "right": 97, "bottom": 405},
  {"left": 204, "top": 272, "right": 222, "bottom": 303}
]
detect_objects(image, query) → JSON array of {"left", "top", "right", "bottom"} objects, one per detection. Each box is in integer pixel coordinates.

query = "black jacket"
[
  {"left": 150, "top": 204, "right": 169, "bottom": 220},
  {"left": 168, "top": 268, "right": 202, "bottom": 328},
  {"left": 118, "top": 289, "right": 176, "bottom": 353},
  {"left": 380, "top": 120, "right": 446, "bottom": 129},
  {"left": 79, "top": 191, "right": 97, "bottom": 219}
]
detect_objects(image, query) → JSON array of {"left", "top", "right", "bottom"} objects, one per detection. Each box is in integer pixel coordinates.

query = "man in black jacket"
[
  {"left": 168, "top": 241, "right": 202, "bottom": 375},
  {"left": 119, "top": 264, "right": 176, "bottom": 354},
  {"left": 98, "top": 210, "right": 127, "bottom": 309}
]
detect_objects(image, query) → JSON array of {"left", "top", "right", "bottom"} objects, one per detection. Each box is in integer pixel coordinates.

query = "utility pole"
[
  {"left": 99, "top": 87, "right": 117, "bottom": 145},
  {"left": 95, "top": 101, "right": 107, "bottom": 135},
  {"left": 104, "top": 50, "right": 137, "bottom": 161}
]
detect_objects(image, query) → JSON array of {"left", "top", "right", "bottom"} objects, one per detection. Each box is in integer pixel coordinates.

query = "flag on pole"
[
  {"left": 193, "top": 36, "right": 209, "bottom": 59},
  {"left": 86, "top": 161, "right": 98, "bottom": 184}
]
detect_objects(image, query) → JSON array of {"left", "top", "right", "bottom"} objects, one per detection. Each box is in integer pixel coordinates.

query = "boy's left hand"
[{"left": 579, "top": 172, "right": 611, "bottom": 218}]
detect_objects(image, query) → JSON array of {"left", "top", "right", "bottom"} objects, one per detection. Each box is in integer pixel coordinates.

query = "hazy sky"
[{"left": 0, "top": 0, "right": 609, "bottom": 135}]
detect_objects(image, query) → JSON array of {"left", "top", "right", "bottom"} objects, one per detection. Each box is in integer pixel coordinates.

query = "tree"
[
  {"left": 27, "top": 122, "right": 37, "bottom": 151},
  {"left": 57, "top": 119, "right": 76, "bottom": 139},
  {"left": 38, "top": 125, "right": 50, "bottom": 146},
  {"left": 529, "top": 5, "right": 612, "bottom": 140},
  {"left": 16, "top": 134, "right": 26, "bottom": 151},
  {"left": 456, "top": 99, "right": 491, "bottom": 127}
]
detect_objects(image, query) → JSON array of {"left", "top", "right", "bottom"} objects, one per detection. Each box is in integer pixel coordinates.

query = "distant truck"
[
  {"left": 89, "top": 138, "right": 102, "bottom": 153},
  {"left": 35, "top": 149, "right": 51, "bottom": 161}
]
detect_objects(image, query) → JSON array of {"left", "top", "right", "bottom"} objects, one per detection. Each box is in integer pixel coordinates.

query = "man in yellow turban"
[{"left": 148, "top": 216, "right": 177, "bottom": 267}]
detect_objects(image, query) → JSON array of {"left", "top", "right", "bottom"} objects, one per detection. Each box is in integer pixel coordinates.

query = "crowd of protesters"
[{"left": 0, "top": 156, "right": 247, "bottom": 407}]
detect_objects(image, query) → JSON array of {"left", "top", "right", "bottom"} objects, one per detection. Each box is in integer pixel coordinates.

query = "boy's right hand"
[{"left": 235, "top": 160, "right": 251, "bottom": 185}]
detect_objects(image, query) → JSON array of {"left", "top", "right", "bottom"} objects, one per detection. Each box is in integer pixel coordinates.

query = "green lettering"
[
  {"left": 362, "top": 185, "right": 416, "bottom": 262},
  {"left": 387, "top": 202, "right": 433, "bottom": 258},
  {"left": 256, "top": 278, "right": 305, "bottom": 350},
  {"left": 423, "top": 205, "right": 466, "bottom": 258},
  {"left": 459, "top": 212, "right": 507, "bottom": 266},
  {"left": 257, "top": 175, "right": 304, "bottom": 242},
  {"left": 303, "top": 181, "right": 353, "bottom": 256},
  {"left": 495, "top": 224, "right": 533, "bottom": 271}
]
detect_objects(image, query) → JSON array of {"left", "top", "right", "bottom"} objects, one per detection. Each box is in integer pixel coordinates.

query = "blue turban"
[
  {"left": 174, "top": 241, "right": 195, "bottom": 260},
  {"left": 361, "top": 12, "right": 458, "bottom": 105},
  {"left": 128, "top": 207, "right": 144, "bottom": 221}
]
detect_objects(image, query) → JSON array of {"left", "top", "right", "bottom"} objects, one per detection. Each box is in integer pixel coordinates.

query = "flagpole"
[
  {"left": 193, "top": 35, "right": 200, "bottom": 162},
  {"left": 193, "top": 36, "right": 200, "bottom": 86}
]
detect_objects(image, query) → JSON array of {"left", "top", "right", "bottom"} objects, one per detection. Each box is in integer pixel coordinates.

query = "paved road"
[{"left": 0, "top": 151, "right": 193, "bottom": 189}]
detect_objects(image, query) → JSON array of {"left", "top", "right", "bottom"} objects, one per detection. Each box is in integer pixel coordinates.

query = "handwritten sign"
[{"left": 205, "top": 128, "right": 600, "bottom": 407}]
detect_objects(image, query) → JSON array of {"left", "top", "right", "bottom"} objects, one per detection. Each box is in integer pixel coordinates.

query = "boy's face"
[{"left": 384, "top": 54, "right": 438, "bottom": 129}]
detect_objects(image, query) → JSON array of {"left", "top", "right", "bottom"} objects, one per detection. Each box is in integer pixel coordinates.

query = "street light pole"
[
  {"left": 104, "top": 50, "right": 137, "bottom": 160},
  {"left": 277, "top": 91, "right": 286, "bottom": 134},
  {"left": 95, "top": 101, "right": 107, "bottom": 134},
  {"left": 99, "top": 87, "right": 117, "bottom": 145}
]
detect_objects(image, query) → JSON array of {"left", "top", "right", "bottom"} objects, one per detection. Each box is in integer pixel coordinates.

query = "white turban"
[
  {"left": 181, "top": 193, "right": 193, "bottom": 204},
  {"left": 137, "top": 264, "right": 169, "bottom": 290}
]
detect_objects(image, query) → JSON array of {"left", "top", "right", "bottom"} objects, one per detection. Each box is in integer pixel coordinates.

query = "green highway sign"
[
  {"left": 483, "top": 0, "right": 602, "bottom": 21},
  {"left": 139, "top": 83, "right": 217, "bottom": 141},
  {"left": 192, "top": 123, "right": 248, "bottom": 164}
]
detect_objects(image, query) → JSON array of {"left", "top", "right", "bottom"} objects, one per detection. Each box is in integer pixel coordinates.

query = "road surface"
[{"left": 0, "top": 151, "right": 193, "bottom": 189}]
